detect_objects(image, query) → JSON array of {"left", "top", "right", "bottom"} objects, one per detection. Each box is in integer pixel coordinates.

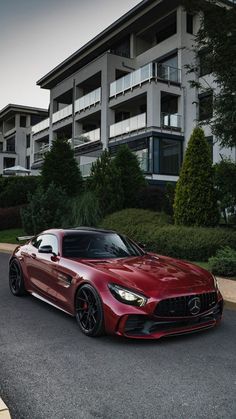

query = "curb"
[{"left": 0, "top": 398, "right": 11, "bottom": 419}]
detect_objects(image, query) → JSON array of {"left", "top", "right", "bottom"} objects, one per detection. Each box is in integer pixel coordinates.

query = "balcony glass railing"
[
  {"left": 161, "top": 113, "right": 182, "bottom": 130},
  {"left": 80, "top": 162, "right": 94, "bottom": 177},
  {"left": 110, "top": 63, "right": 181, "bottom": 97},
  {"left": 33, "top": 118, "right": 49, "bottom": 134},
  {"left": 110, "top": 113, "right": 146, "bottom": 138},
  {"left": 34, "top": 144, "right": 50, "bottom": 162},
  {"left": 52, "top": 104, "right": 72, "bottom": 124},
  {"left": 75, "top": 88, "right": 101, "bottom": 113}
]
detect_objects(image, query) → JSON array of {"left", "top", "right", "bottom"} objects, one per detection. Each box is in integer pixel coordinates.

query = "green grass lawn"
[
  {"left": 192, "top": 261, "right": 210, "bottom": 271},
  {"left": 0, "top": 228, "right": 25, "bottom": 244}
]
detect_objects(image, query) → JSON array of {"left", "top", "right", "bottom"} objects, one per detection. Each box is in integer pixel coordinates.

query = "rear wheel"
[
  {"left": 9, "top": 259, "right": 27, "bottom": 296},
  {"left": 75, "top": 284, "right": 104, "bottom": 337}
]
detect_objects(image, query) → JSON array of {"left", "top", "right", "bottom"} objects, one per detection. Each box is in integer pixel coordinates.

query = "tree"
[
  {"left": 21, "top": 183, "right": 70, "bottom": 234},
  {"left": 113, "top": 145, "right": 146, "bottom": 209},
  {"left": 182, "top": 0, "right": 236, "bottom": 148},
  {"left": 89, "top": 150, "right": 124, "bottom": 215},
  {"left": 214, "top": 158, "right": 236, "bottom": 223},
  {"left": 41, "top": 137, "right": 83, "bottom": 196},
  {"left": 174, "top": 127, "right": 219, "bottom": 227}
]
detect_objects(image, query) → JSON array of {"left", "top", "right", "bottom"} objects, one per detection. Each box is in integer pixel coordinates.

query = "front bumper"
[{"left": 116, "top": 300, "right": 223, "bottom": 339}]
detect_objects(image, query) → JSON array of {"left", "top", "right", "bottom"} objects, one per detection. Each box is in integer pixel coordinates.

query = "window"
[
  {"left": 26, "top": 156, "right": 30, "bottom": 170},
  {"left": 186, "top": 13, "right": 193, "bottom": 34},
  {"left": 199, "top": 92, "right": 213, "bottom": 121},
  {"left": 199, "top": 49, "right": 212, "bottom": 77},
  {"left": 20, "top": 115, "right": 27, "bottom": 127},
  {"left": 0, "top": 143, "right": 3, "bottom": 152},
  {"left": 26, "top": 134, "right": 31, "bottom": 148},
  {"left": 6, "top": 136, "right": 15, "bottom": 152},
  {"left": 32, "top": 234, "right": 58, "bottom": 255},
  {"left": 3, "top": 157, "right": 15, "bottom": 169},
  {"left": 159, "top": 139, "right": 181, "bottom": 175}
]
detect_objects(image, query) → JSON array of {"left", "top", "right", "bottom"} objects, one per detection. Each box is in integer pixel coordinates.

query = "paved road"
[{"left": 0, "top": 253, "right": 236, "bottom": 419}]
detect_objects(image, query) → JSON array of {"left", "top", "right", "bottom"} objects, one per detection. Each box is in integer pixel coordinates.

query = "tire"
[
  {"left": 75, "top": 284, "right": 104, "bottom": 337},
  {"left": 9, "top": 259, "right": 27, "bottom": 296}
]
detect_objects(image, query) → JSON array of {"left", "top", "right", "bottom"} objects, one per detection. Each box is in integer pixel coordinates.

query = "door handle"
[{"left": 31, "top": 253, "right": 37, "bottom": 259}]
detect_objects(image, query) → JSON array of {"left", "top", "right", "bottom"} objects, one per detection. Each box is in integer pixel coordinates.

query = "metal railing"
[
  {"left": 109, "top": 63, "right": 181, "bottom": 97},
  {"left": 161, "top": 113, "right": 182, "bottom": 130},
  {"left": 109, "top": 113, "right": 146, "bottom": 138},
  {"left": 75, "top": 88, "right": 101, "bottom": 113},
  {"left": 32, "top": 118, "right": 50, "bottom": 134},
  {"left": 52, "top": 104, "right": 72, "bottom": 124}
]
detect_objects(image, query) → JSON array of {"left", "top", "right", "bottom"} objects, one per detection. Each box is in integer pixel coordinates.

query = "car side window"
[
  {"left": 38, "top": 234, "right": 59, "bottom": 255},
  {"left": 31, "top": 235, "right": 43, "bottom": 249}
]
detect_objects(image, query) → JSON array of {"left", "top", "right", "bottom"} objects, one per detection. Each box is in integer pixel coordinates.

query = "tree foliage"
[
  {"left": 113, "top": 145, "right": 146, "bottom": 209},
  {"left": 69, "top": 191, "right": 102, "bottom": 227},
  {"left": 183, "top": 0, "right": 236, "bottom": 148},
  {"left": 89, "top": 150, "right": 124, "bottom": 215},
  {"left": 174, "top": 127, "right": 219, "bottom": 227},
  {"left": 41, "top": 137, "right": 83, "bottom": 197},
  {"left": 214, "top": 158, "right": 236, "bottom": 222},
  {"left": 21, "top": 183, "right": 70, "bottom": 234}
]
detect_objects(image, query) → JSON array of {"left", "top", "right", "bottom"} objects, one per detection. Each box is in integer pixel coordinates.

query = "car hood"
[{"left": 83, "top": 254, "right": 214, "bottom": 298}]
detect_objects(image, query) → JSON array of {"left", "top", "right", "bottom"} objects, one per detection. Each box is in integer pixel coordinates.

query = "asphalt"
[{"left": 1, "top": 252, "right": 236, "bottom": 419}]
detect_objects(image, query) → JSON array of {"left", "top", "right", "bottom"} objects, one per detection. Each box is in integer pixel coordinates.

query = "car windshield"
[{"left": 62, "top": 232, "right": 144, "bottom": 259}]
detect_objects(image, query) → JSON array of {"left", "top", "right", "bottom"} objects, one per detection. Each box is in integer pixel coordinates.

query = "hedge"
[
  {"left": 0, "top": 206, "right": 23, "bottom": 230},
  {"left": 209, "top": 247, "right": 236, "bottom": 277},
  {"left": 100, "top": 209, "right": 236, "bottom": 261},
  {"left": 0, "top": 176, "right": 40, "bottom": 208}
]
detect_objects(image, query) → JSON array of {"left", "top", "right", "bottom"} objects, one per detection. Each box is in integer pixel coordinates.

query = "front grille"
[{"left": 155, "top": 292, "right": 217, "bottom": 317}]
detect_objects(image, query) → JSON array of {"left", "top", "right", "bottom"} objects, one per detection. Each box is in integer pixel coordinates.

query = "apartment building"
[
  {"left": 31, "top": 0, "right": 235, "bottom": 182},
  {"left": 0, "top": 104, "right": 48, "bottom": 175}
]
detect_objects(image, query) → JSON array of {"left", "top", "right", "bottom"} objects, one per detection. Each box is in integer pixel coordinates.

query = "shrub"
[
  {"left": 174, "top": 127, "right": 219, "bottom": 227},
  {"left": 0, "top": 176, "right": 40, "bottom": 208},
  {"left": 41, "top": 137, "right": 83, "bottom": 197},
  {"left": 209, "top": 247, "right": 236, "bottom": 277},
  {"left": 0, "top": 206, "right": 23, "bottom": 230},
  {"left": 137, "top": 186, "right": 166, "bottom": 212},
  {"left": 214, "top": 158, "right": 236, "bottom": 224},
  {"left": 100, "top": 209, "right": 236, "bottom": 261},
  {"left": 69, "top": 191, "right": 102, "bottom": 227},
  {"left": 21, "top": 183, "right": 70, "bottom": 234}
]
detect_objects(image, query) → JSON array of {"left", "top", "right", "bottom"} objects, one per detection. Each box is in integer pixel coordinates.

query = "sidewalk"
[
  {"left": 0, "top": 243, "right": 235, "bottom": 308},
  {"left": 0, "top": 398, "right": 11, "bottom": 418}
]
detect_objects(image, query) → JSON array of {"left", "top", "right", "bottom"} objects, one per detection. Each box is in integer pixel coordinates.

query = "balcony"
[
  {"left": 75, "top": 88, "right": 101, "bottom": 113},
  {"left": 110, "top": 113, "right": 146, "bottom": 138},
  {"left": 74, "top": 128, "right": 100, "bottom": 148},
  {"left": 52, "top": 104, "right": 72, "bottom": 124},
  {"left": 109, "top": 63, "right": 181, "bottom": 98},
  {"left": 161, "top": 113, "right": 182, "bottom": 130},
  {"left": 33, "top": 118, "right": 50, "bottom": 134},
  {"left": 34, "top": 144, "right": 50, "bottom": 162}
]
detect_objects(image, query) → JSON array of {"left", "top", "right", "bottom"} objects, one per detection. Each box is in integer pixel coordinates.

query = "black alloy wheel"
[
  {"left": 75, "top": 284, "right": 104, "bottom": 337},
  {"left": 9, "top": 259, "right": 27, "bottom": 296}
]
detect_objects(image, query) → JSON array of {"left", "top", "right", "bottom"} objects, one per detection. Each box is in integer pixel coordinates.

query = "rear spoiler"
[{"left": 16, "top": 236, "right": 34, "bottom": 242}]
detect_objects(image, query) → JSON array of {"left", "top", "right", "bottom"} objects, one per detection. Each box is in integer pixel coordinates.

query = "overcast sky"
[{"left": 0, "top": 0, "right": 140, "bottom": 110}]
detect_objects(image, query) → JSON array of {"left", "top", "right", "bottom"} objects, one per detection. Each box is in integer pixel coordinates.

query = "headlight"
[
  {"left": 213, "top": 275, "right": 219, "bottom": 291},
  {"left": 108, "top": 283, "right": 147, "bottom": 307}
]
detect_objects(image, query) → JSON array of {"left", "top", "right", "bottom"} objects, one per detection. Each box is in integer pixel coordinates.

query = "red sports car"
[{"left": 9, "top": 228, "right": 223, "bottom": 339}]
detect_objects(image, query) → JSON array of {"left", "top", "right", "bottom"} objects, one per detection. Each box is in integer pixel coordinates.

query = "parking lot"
[{"left": 0, "top": 253, "right": 236, "bottom": 419}]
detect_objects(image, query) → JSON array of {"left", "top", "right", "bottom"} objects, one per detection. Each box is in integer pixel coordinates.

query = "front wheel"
[
  {"left": 9, "top": 259, "right": 27, "bottom": 296},
  {"left": 75, "top": 284, "right": 104, "bottom": 337}
]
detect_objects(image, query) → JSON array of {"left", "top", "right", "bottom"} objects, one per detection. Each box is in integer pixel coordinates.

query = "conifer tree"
[{"left": 174, "top": 127, "right": 219, "bottom": 226}]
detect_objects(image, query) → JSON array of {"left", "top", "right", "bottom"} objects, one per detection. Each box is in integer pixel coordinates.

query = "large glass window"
[
  {"left": 199, "top": 91, "right": 213, "bottom": 121},
  {"left": 159, "top": 139, "right": 181, "bottom": 175}
]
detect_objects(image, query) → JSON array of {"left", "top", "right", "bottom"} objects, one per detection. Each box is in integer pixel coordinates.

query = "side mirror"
[{"left": 38, "top": 245, "right": 53, "bottom": 254}]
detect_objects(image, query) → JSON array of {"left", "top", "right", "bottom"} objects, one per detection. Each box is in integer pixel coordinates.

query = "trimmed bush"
[
  {"left": 21, "top": 183, "right": 70, "bottom": 234},
  {"left": 100, "top": 209, "right": 236, "bottom": 261},
  {"left": 0, "top": 176, "right": 40, "bottom": 208},
  {"left": 209, "top": 247, "right": 236, "bottom": 277},
  {"left": 0, "top": 206, "right": 23, "bottom": 230}
]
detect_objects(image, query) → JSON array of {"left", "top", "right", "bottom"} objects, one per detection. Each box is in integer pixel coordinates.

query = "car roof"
[{"left": 43, "top": 227, "right": 117, "bottom": 235}]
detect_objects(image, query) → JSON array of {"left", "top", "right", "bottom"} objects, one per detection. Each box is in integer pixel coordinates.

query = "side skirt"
[{"left": 31, "top": 292, "right": 74, "bottom": 316}]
